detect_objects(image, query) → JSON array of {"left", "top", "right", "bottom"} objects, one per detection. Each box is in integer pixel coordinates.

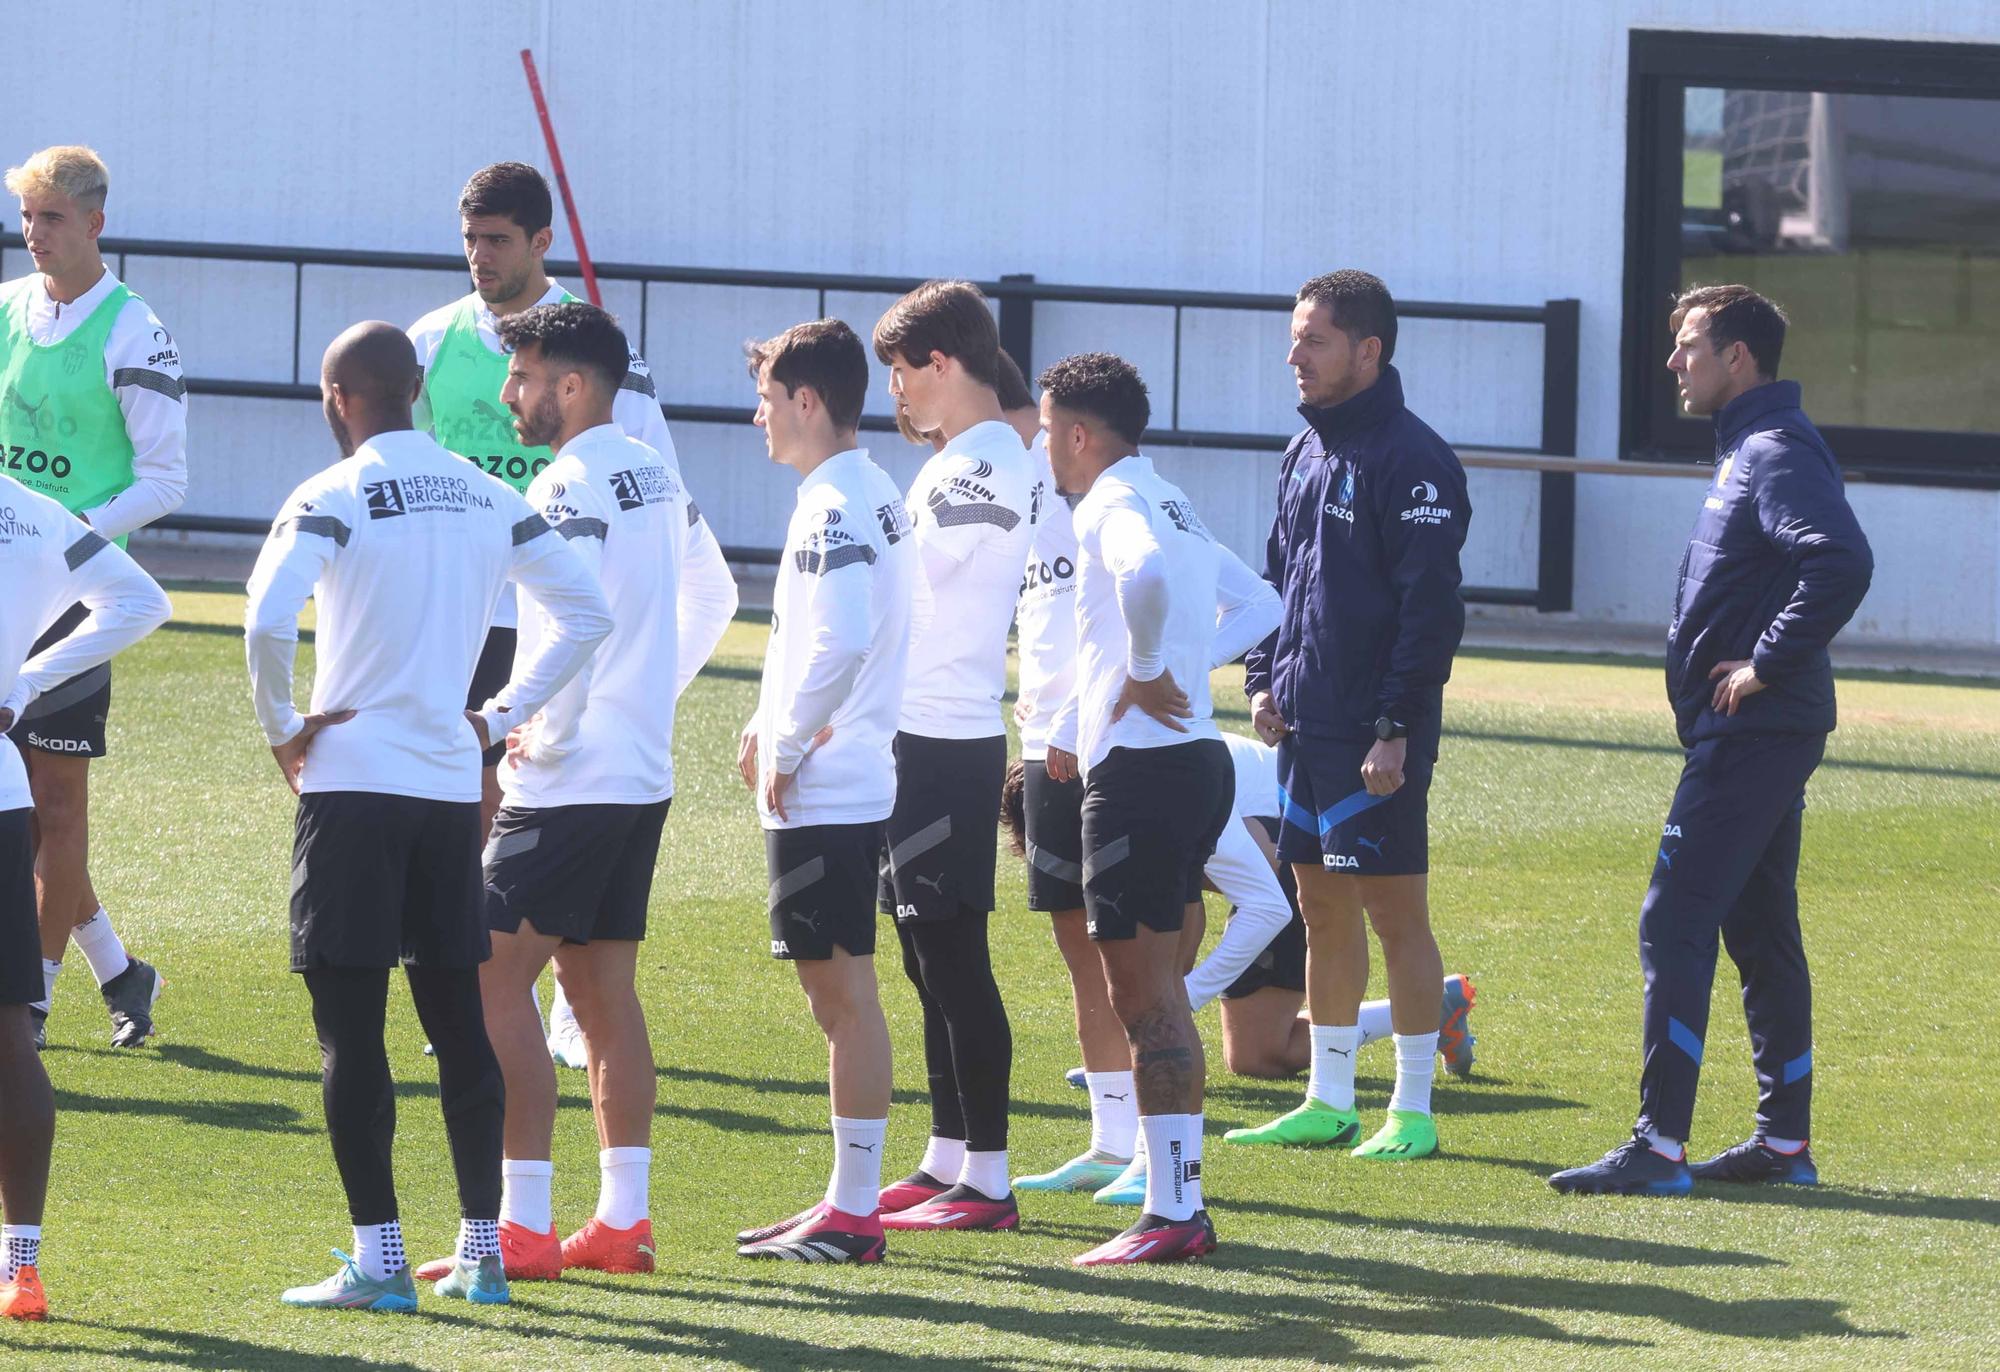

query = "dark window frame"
[{"left": 1623, "top": 28, "right": 2000, "bottom": 488}]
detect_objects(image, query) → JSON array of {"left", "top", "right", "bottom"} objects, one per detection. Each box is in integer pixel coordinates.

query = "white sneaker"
[{"left": 547, "top": 1023, "right": 589, "bottom": 1070}]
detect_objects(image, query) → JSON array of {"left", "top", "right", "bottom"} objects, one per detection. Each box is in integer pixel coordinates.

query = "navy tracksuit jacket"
[
  {"left": 1639, "top": 380, "right": 1872, "bottom": 1145},
  {"left": 1242, "top": 365, "right": 1470, "bottom": 762}
]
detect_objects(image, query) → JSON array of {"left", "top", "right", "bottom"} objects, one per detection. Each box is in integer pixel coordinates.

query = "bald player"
[{"left": 247, "top": 322, "right": 610, "bottom": 1313}]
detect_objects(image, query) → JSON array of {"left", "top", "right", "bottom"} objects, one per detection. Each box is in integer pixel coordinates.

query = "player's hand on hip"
[
  {"left": 271, "top": 709, "right": 356, "bottom": 795},
  {"left": 1249, "top": 691, "right": 1289, "bottom": 746},
  {"left": 1708, "top": 659, "right": 1766, "bottom": 716},
  {"left": 1114, "top": 669, "right": 1191, "bottom": 732},
  {"left": 463, "top": 710, "right": 492, "bottom": 752},
  {"left": 1361, "top": 737, "right": 1406, "bottom": 796},
  {"left": 738, "top": 727, "right": 759, "bottom": 790},
  {"left": 1045, "top": 746, "right": 1078, "bottom": 783},
  {"left": 763, "top": 765, "right": 795, "bottom": 821},
  {"left": 0, "top": 708, "right": 13, "bottom": 734},
  {"left": 504, "top": 713, "right": 543, "bottom": 769}
]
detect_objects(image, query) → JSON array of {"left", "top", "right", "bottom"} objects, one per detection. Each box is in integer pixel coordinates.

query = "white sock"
[
  {"left": 1139, "top": 1114, "right": 1202, "bottom": 1221},
  {"left": 352, "top": 1219, "right": 405, "bottom": 1279},
  {"left": 1642, "top": 1126, "right": 1685, "bottom": 1161},
  {"left": 530, "top": 977, "right": 544, "bottom": 1027},
  {"left": 1084, "top": 1070, "right": 1138, "bottom": 1158},
  {"left": 457, "top": 1217, "right": 499, "bottom": 1262},
  {"left": 1388, "top": 1031, "right": 1439, "bottom": 1115},
  {"left": 828, "top": 1116, "right": 887, "bottom": 1217},
  {"left": 31, "top": 959, "right": 59, "bottom": 1015},
  {"left": 958, "top": 1149, "right": 1009, "bottom": 1200},
  {"left": 595, "top": 1146, "right": 651, "bottom": 1228},
  {"left": 917, "top": 1134, "right": 965, "bottom": 1184},
  {"left": 2, "top": 1225, "right": 40, "bottom": 1281},
  {"left": 500, "top": 1158, "right": 554, "bottom": 1234},
  {"left": 1763, "top": 1135, "right": 1806, "bottom": 1154},
  {"left": 1306, "top": 1024, "right": 1359, "bottom": 1110},
  {"left": 70, "top": 907, "right": 130, "bottom": 986},
  {"left": 1356, "top": 999, "right": 1393, "bottom": 1048}
]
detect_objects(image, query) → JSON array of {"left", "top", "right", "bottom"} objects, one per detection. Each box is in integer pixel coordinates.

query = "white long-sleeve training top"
[
  {"left": 244, "top": 429, "right": 611, "bottom": 803},
  {"left": 504, "top": 423, "right": 731, "bottom": 807},
  {"left": 3, "top": 269, "right": 188, "bottom": 539},
  {"left": 753, "top": 448, "right": 917, "bottom": 830},
  {"left": 1013, "top": 435, "right": 1077, "bottom": 763},
  {"left": 1065, "top": 454, "right": 1280, "bottom": 777},
  {"left": 899, "top": 418, "right": 1036, "bottom": 739},
  {"left": 0, "top": 476, "right": 171, "bottom": 808}
]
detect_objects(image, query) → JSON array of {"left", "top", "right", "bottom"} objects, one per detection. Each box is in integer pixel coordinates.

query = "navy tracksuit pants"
[{"left": 1637, "top": 730, "right": 1827, "bottom": 1144}]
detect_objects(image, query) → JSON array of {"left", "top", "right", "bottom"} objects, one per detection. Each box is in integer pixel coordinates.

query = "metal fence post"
[
  {"left": 1536, "top": 298, "right": 1581, "bottom": 613},
  {"left": 997, "top": 273, "right": 1035, "bottom": 375}
]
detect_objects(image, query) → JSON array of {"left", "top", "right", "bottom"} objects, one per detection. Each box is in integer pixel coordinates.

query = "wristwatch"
[{"left": 1373, "top": 716, "right": 1407, "bottom": 742}]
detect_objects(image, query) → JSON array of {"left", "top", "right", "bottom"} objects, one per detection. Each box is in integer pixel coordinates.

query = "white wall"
[{"left": 14, "top": 0, "right": 1998, "bottom": 646}]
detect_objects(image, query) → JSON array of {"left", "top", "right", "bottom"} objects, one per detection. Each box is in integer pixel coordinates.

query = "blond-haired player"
[{"left": 1, "top": 145, "right": 188, "bottom": 1051}]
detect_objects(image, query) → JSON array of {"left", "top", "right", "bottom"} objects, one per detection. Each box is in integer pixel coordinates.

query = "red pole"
[{"left": 519, "top": 48, "right": 602, "bottom": 307}]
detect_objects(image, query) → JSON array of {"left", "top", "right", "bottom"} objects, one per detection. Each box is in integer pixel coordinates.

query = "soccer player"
[
  {"left": 416, "top": 302, "right": 717, "bottom": 1283},
  {"left": 409, "top": 161, "right": 736, "bottom": 1064},
  {"left": 1550, "top": 286, "right": 1871, "bottom": 1196},
  {"left": 2, "top": 145, "right": 188, "bottom": 1050},
  {"left": 247, "top": 322, "right": 611, "bottom": 1311},
  {"left": 1040, "top": 351, "right": 1242, "bottom": 1266},
  {"left": 0, "top": 473, "right": 171, "bottom": 1321},
  {"left": 1238, "top": 270, "right": 1470, "bottom": 1159},
  {"left": 1005, "top": 350, "right": 1136, "bottom": 1197},
  {"left": 868, "top": 282, "right": 1036, "bottom": 1232},
  {"left": 734, "top": 319, "right": 915, "bottom": 1263},
  {"left": 1019, "top": 519, "right": 1282, "bottom": 1196}
]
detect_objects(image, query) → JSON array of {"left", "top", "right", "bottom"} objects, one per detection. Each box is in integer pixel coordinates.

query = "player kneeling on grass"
[
  {"left": 247, "top": 323, "right": 610, "bottom": 1312},
  {"left": 408, "top": 302, "right": 698, "bottom": 1285},
  {"left": 0, "top": 473, "right": 171, "bottom": 1320},
  {"left": 1040, "top": 353, "right": 1247, "bottom": 1267},
  {"left": 735, "top": 320, "right": 916, "bottom": 1263}
]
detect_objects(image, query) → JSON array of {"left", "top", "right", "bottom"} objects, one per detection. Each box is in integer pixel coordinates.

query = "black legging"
[
  {"left": 897, "top": 910, "right": 1011, "bottom": 1153},
  {"left": 304, "top": 966, "right": 504, "bottom": 1225}
]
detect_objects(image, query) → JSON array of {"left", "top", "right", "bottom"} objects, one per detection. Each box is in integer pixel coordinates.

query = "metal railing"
[{"left": 2, "top": 232, "right": 1584, "bottom": 608}]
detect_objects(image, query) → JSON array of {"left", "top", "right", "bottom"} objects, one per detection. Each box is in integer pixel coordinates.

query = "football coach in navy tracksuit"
[
  {"left": 1552, "top": 284, "right": 1872, "bottom": 1197},
  {"left": 1232, "top": 270, "right": 1470, "bottom": 1162}
]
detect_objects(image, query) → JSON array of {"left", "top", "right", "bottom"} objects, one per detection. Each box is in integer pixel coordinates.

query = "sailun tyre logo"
[
  {"left": 968, "top": 460, "right": 994, "bottom": 480},
  {"left": 1400, "top": 479, "right": 1452, "bottom": 526}
]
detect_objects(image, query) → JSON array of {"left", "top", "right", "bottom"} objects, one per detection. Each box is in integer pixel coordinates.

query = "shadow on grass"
[
  {"left": 694, "top": 1258, "right": 1631, "bottom": 1361},
  {"left": 1213, "top": 1197, "right": 1777, "bottom": 1268},
  {"left": 35, "top": 1323, "right": 429, "bottom": 1371},
  {"left": 1462, "top": 1149, "right": 2000, "bottom": 1227},
  {"left": 422, "top": 1303, "right": 1164, "bottom": 1372},
  {"left": 903, "top": 1239, "right": 1898, "bottom": 1348},
  {"left": 53, "top": 1087, "right": 315, "bottom": 1136}
]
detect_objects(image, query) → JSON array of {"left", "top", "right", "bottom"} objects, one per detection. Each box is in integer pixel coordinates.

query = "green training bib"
[
  {"left": 421, "top": 290, "right": 579, "bottom": 494},
  {"left": 0, "top": 278, "right": 139, "bottom": 545}
]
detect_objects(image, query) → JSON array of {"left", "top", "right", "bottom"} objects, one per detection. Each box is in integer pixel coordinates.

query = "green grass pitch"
[{"left": 3, "top": 587, "right": 1996, "bottom": 1369}]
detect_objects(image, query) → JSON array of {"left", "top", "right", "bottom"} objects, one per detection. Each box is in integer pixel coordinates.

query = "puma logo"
[
  {"left": 846, "top": 1141, "right": 877, "bottom": 1153},
  {"left": 1093, "top": 892, "right": 1125, "bottom": 918},
  {"left": 1355, "top": 836, "right": 1386, "bottom": 858},
  {"left": 1101, "top": 1092, "right": 1129, "bottom": 1102},
  {"left": 1326, "top": 1046, "right": 1352, "bottom": 1057},
  {"left": 913, "top": 873, "right": 945, "bottom": 895},
  {"left": 790, "top": 911, "right": 822, "bottom": 932}
]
